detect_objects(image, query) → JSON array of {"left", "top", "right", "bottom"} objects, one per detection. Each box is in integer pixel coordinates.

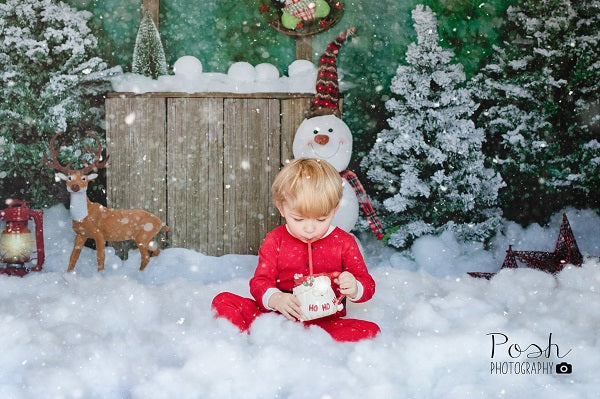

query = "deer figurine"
[{"left": 44, "top": 131, "right": 169, "bottom": 271}]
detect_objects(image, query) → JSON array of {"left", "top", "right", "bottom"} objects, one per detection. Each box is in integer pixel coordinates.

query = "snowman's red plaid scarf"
[{"left": 340, "top": 170, "right": 385, "bottom": 240}]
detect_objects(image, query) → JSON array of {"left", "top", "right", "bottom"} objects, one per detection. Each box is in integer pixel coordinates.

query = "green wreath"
[{"left": 259, "top": 0, "right": 345, "bottom": 37}]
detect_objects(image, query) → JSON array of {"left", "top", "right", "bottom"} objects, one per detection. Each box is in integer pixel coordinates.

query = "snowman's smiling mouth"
[{"left": 308, "top": 141, "right": 342, "bottom": 160}]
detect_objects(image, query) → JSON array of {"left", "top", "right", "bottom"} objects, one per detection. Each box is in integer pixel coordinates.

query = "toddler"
[{"left": 212, "top": 158, "right": 380, "bottom": 342}]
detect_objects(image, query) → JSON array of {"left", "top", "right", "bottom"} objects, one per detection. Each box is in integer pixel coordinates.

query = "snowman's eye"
[
  {"left": 328, "top": 128, "right": 333, "bottom": 133},
  {"left": 313, "top": 129, "right": 319, "bottom": 134}
]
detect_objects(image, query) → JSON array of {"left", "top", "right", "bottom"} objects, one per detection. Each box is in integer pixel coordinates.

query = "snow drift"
[{"left": 0, "top": 206, "right": 598, "bottom": 398}]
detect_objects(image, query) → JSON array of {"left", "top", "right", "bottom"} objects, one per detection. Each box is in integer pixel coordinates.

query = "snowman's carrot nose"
[{"left": 314, "top": 134, "right": 329, "bottom": 145}]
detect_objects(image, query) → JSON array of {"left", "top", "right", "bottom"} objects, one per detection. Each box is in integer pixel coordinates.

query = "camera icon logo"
[{"left": 556, "top": 362, "right": 572, "bottom": 374}]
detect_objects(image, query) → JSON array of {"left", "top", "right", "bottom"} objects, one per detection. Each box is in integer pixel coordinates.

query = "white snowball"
[
  {"left": 255, "top": 63, "right": 279, "bottom": 82},
  {"left": 287, "top": 75, "right": 317, "bottom": 93},
  {"left": 288, "top": 59, "right": 316, "bottom": 77},
  {"left": 227, "top": 62, "right": 256, "bottom": 82},
  {"left": 173, "top": 56, "right": 203, "bottom": 78}
]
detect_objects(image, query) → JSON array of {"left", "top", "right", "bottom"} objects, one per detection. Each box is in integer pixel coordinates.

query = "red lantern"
[{"left": 0, "top": 199, "right": 44, "bottom": 277}]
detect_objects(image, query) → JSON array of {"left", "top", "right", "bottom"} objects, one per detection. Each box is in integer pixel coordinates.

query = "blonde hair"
[{"left": 272, "top": 158, "right": 342, "bottom": 217}]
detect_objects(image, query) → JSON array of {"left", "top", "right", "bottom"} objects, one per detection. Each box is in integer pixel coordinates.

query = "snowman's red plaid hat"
[{"left": 307, "top": 27, "right": 357, "bottom": 119}]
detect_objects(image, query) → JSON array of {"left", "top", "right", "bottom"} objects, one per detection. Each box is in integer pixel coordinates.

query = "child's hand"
[
  {"left": 335, "top": 271, "right": 358, "bottom": 299},
  {"left": 269, "top": 292, "right": 303, "bottom": 321}
]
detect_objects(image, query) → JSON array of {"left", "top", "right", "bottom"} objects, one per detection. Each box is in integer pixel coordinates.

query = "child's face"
[{"left": 276, "top": 201, "right": 338, "bottom": 243}]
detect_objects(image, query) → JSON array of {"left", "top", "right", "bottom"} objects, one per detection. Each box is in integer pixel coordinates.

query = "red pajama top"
[{"left": 249, "top": 225, "right": 376, "bottom": 315}]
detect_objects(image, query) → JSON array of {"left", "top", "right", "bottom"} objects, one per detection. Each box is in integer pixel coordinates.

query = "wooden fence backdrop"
[{"left": 105, "top": 92, "right": 313, "bottom": 256}]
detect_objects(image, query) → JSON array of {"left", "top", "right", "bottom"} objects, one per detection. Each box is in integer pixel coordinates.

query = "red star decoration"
[{"left": 469, "top": 213, "right": 583, "bottom": 279}]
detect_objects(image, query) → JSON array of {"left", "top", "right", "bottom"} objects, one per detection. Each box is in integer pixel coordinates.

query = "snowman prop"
[
  {"left": 293, "top": 240, "right": 345, "bottom": 321},
  {"left": 292, "top": 27, "right": 384, "bottom": 239}
]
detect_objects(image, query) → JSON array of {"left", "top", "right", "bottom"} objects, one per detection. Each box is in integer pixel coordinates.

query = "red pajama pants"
[{"left": 212, "top": 292, "right": 380, "bottom": 342}]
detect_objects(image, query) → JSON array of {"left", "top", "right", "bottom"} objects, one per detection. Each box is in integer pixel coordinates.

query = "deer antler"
[
  {"left": 80, "top": 131, "right": 109, "bottom": 175},
  {"left": 43, "top": 131, "right": 109, "bottom": 175},
  {"left": 43, "top": 131, "right": 76, "bottom": 174}
]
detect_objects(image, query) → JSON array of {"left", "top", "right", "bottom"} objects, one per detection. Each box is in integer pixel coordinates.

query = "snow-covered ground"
[{"left": 1, "top": 205, "right": 599, "bottom": 399}]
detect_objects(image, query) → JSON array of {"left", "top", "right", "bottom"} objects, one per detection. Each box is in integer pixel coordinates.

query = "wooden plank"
[
  {"left": 267, "top": 99, "right": 283, "bottom": 233},
  {"left": 105, "top": 96, "right": 167, "bottom": 256},
  {"left": 237, "top": 99, "right": 249, "bottom": 254},
  {"left": 280, "top": 97, "right": 312, "bottom": 165},
  {"left": 186, "top": 98, "right": 207, "bottom": 253},
  {"left": 207, "top": 98, "right": 225, "bottom": 255},
  {"left": 106, "top": 97, "right": 133, "bottom": 258},
  {"left": 257, "top": 98, "right": 272, "bottom": 252},
  {"left": 222, "top": 98, "right": 284, "bottom": 254},
  {"left": 296, "top": 36, "right": 313, "bottom": 61},
  {"left": 168, "top": 97, "right": 227, "bottom": 254},
  {"left": 107, "top": 95, "right": 165, "bottom": 251},
  {"left": 166, "top": 97, "right": 187, "bottom": 249},
  {"left": 151, "top": 98, "right": 168, "bottom": 228},
  {"left": 246, "top": 99, "right": 268, "bottom": 253},
  {"left": 106, "top": 97, "right": 130, "bottom": 211},
  {"left": 128, "top": 97, "right": 167, "bottom": 220},
  {"left": 193, "top": 99, "right": 208, "bottom": 253},
  {"left": 223, "top": 98, "right": 238, "bottom": 254}
]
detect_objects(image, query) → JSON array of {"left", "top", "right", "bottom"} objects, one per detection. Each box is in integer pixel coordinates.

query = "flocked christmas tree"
[
  {"left": 361, "top": 5, "right": 504, "bottom": 249},
  {"left": 574, "top": 1, "right": 600, "bottom": 210},
  {"left": 470, "top": 0, "right": 600, "bottom": 224},
  {"left": 132, "top": 11, "right": 168, "bottom": 79},
  {"left": 0, "top": 0, "right": 120, "bottom": 207}
]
